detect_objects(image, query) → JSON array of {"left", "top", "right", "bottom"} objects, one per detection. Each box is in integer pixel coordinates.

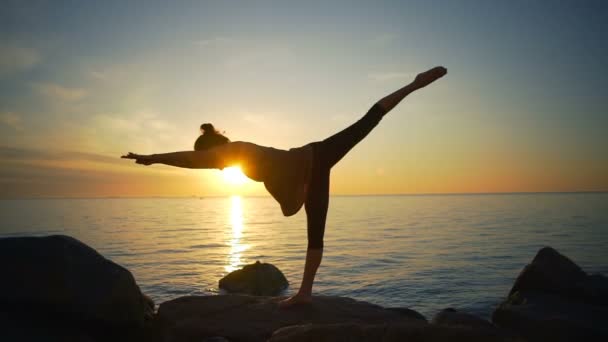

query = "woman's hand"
[{"left": 121, "top": 152, "right": 155, "bottom": 165}]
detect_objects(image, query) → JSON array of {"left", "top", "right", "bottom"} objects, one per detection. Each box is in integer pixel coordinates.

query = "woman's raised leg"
[{"left": 319, "top": 66, "right": 447, "bottom": 169}]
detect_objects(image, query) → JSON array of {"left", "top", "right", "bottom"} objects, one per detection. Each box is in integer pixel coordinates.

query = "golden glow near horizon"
[{"left": 225, "top": 195, "right": 249, "bottom": 273}]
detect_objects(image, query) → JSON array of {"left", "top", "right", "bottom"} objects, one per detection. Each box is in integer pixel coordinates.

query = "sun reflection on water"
[{"left": 225, "top": 195, "right": 249, "bottom": 273}]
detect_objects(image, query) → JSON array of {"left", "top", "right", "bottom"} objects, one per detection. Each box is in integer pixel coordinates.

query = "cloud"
[
  {"left": 0, "top": 45, "right": 41, "bottom": 76},
  {"left": 0, "top": 146, "right": 187, "bottom": 198},
  {"left": 34, "top": 83, "right": 88, "bottom": 101},
  {"left": 0, "top": 146, "right": 118, "bottom": 164},
  {"left": 88, "top": 65, "right": 126, "bottom": 82},
  {"left": 0, "top": 112, "right": 23, "bottom": 131},
  {"left": 193, "top": 36, "right": 233, "bottom": 47},
  {"left": 86, "top": 110, "right": 188, "bottom": 154},
  {"left": 368, "top": 71, "right": 414, "bottom": 82},
  {"left": 89, "top": 70, "right": 108, "bottom": 80}
]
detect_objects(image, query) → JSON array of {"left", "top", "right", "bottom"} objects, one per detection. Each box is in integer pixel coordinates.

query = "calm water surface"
[{"left": 1, "top": 193, "right": 607, "bottom": 318}]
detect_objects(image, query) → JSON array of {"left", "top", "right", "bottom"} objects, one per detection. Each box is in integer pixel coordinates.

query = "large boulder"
[
  {"left": 0, "top": 235, "right": 153, "bottom": 329},
  {"left": 493, "top": 246, "right": 608, "bottom": 341},
  {"left": 157, "top": 294, "right": 424, "bottom": 342},
  {"left": 219, "top": 261, "right": 288, "bottom": 296},
  {"left": 508, "top": 247, "right": 587, "bottom": 300}
]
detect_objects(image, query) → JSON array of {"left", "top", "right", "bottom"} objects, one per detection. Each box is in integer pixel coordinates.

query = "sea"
[{"left": 1, "top": 193, "right": 607, "bottom": 319}]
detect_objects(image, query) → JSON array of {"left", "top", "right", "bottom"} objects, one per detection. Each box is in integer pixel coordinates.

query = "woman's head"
[
  {"left": 195, "top": 123, "right": 230, "bottom": 151},
  {"left": 200, "top": 123, "right": 218, "bottom": 134}
]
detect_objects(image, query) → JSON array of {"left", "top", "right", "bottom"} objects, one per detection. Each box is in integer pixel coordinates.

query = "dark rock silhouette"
[
  {"left": 2, "top": 235, "right": 606, "bottom": 341},
  {"left": 431, "top": 308, "right": 517, "bottom": 339},
  {"left": 156, "top": 294, "right": 422, "bottom": 342},
  {"left": 385, "top": 307, "right": 428, "bottom": 321},
  {"left": 509, "top": 247, "right": 586, "bottom": 298},
  {"left": 0, "top": 235, "right": 153, "bottom": 341},
  {"left": 269, "top": 321, "right": 520, "bottom": 342},
  {"left": 493, "top": 246, "right": 608, "bottom": 341},
  {"left": 219, "top": 261, "right": 288, "bottom": 296}
]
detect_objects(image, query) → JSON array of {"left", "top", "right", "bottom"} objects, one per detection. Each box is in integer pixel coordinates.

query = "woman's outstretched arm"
[
  {"left": 376, "top": 66, "right": 447, "bottom": 113},
  {"left": 121, "top": 151, "right": 222, "bottom": 169}
]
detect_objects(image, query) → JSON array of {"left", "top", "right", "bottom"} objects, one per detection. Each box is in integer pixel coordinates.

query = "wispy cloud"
[
  {"left": 0, "top": 146, "right": 187, "bottom": 198},
  {"left": 0, "top": 146, "right": 118, "bottom": 164},
  {"left": 0, "top": 145, "right": 182, "bottom": 177},
  {"left": 0, "top": 45, "right": 41, "bottom": 76},
  {"left": 368, "top": 71, "right": 414, "bottom": 82},
  {"left": 88, "top": 111, "right": 187, "bottom": 153},
  {"left": 89, "top": 70, "right": 109, "bottom": 81},
  {"left": 34, "top": 83, "right": 88, "bottom": 101},
  {"left": 0, "top": 112, "right": 23, "bottom": 131},
  {"left": 193, "top": 36, "right": 233, "bottom": 47},
  {"left": 88, "top": 64, "right": 127, "bottom": 82}
]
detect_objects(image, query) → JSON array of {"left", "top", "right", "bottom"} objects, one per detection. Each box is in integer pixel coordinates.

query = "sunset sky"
[{"left": 1, "top": 0, "right": 607, "bottom": 198}]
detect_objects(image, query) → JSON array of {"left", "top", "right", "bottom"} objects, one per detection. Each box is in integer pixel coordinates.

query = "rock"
[
  {"left": 270, "top": 323, "right": 388, "bottom": 342},
  {"left": 508, "top": 246, "right": 587, "bottom": 300},
  {"left": 578, "top": 273, "right": 608, "bottom": 305},
  {"left": 202, "top": 337, "right": 231, "bottom": 342},
  {"left": 157, "top": 294, "right": 423, "bottom": 342},
  {"left": 432, "top": 308, "right": 495, "bottom": 330},
  {"left": 493, "top": 292, "right": 608, "bottom": 341},
  {"left": 270, "top": 322, "right": 521, "bottom": 342},
  {"left": 493, "top": 247, "right": 608, "bottom": 341},
  {"left": 0, "top": 235, "right": 152, "bottom": 329},
  {"left": 431, "top": 308, "right": 517, "bottom": 339},
  {"left": 385, "top": 307, "right": 427, "bottom": 321},
  {"left": 219, "top": 261, "right": 288, "bottom": 296}
]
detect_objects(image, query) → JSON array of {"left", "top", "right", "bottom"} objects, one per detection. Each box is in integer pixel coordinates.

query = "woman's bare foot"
[
  {"left": 278, "top": 293, "right": 312, "bottom": 309},
  {"left": 413, "top": 66, "right": 447, "bottom": 89}
]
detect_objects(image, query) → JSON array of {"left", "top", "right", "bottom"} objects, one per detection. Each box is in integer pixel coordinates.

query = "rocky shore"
[{"left": 1, "top": 235, "right": 606, "bottom": 341}]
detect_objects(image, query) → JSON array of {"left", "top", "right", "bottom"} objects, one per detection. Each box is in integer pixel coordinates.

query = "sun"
[{"left": 222, "top": 166, "right": 249, "bottom": 185}]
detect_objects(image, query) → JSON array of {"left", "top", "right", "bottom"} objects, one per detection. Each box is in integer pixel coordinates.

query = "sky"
[{"left": 1, "top": 0, "right": 607, "bottom": 198}]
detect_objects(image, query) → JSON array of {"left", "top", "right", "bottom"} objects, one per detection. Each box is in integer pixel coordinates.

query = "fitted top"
[{"left": 209, "top": 141, "right": 314, "bottom": 217}]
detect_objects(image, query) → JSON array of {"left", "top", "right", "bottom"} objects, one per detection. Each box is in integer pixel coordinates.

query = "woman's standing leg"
[{"left": 279, "top": 144, "right": 330, "bottom": 308}]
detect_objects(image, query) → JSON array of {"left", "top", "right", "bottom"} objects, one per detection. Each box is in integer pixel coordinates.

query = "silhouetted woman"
[{"left": 123, "top": 66, "right": 447, "bottom": 308}]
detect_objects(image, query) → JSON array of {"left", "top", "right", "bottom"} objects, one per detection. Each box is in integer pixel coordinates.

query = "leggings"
[{"left": 306, "top": 103, "right": 387, "bottom": 249}]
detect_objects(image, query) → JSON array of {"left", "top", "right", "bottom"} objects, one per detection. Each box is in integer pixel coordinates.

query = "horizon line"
[{"left": 2, "top": 190, "right": 607, "bottom": 200}]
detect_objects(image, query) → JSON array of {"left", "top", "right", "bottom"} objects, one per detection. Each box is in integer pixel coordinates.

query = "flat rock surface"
[
  {"left": 270, "top": 322, "right": 521, "bottom": 342},
  {"left": 157, "top": 295, "right": 421, "bottom": 342}
]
